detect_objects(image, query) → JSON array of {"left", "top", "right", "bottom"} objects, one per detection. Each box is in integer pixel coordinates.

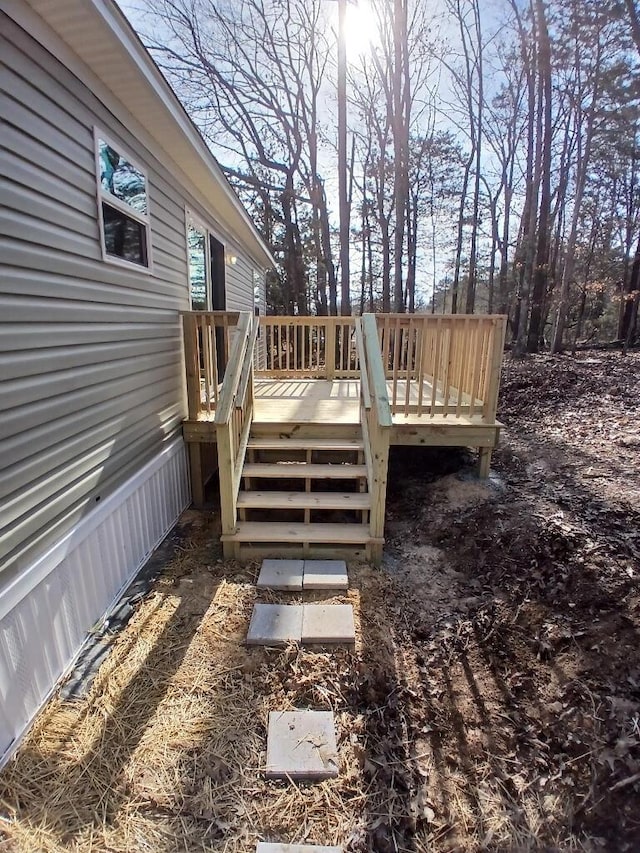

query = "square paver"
[
  {"left": 301, "top": 604, "right": 355, "bottom": 644},
  {"left": 258, "top": 559, "right": 304, "bottom": 591},
  {"left": 302, "top": 560, "right": 348, "bottom": 591},
  {"left": 265, "top": 710, "right": 338, "bottom": 780},
  {"left": 257, "top": 845, "right": 342, "bottom": 853},
  {"left": 247, "top": 604, "right": 303, "bottom": 646}
]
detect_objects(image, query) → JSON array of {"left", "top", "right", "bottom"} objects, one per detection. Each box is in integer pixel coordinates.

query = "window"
[
  {"left": 187, "top": 221, "right": 208, "bottom": 310},
  {"left": 95, "top": 131, "right": 150, "bottom": 269},
  {"left": 186, "top": 211, "right": 226, "bottom": 311},
  {"left": 253, "top": 268, "right": 265, "bottom": 314}
]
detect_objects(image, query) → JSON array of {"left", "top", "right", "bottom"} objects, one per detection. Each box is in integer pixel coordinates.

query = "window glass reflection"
[
  {"left": 99, "top": 139, "right": 147, "bottom": 215},
  {"left": 188, "top": 224, "right": 207, "bottom": 309}
]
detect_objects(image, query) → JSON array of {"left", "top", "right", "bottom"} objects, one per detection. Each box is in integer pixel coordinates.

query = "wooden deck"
[
  {"left": 187, "top": 377, "right": 500, "bottom": 443},
  {"left": 253, "top": 379, "right": 360, "bottom": 424},
  {"left": 180, "top": 312, "right": 506, "bottom": 563}
]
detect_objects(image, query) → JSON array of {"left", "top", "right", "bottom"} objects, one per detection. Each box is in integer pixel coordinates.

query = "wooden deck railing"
[
  {"left": 182, "top": 310, "right": 240, "bottom": 419},
  {"left": 357, "top": 315, "right": 392, "bottom": 563},
  {"left": 258, "top": 316, "right": 358, "bottom": 379},
  {"left": 214, "top": 312, "right": 257, "bottom": 550},
  {"left": 375, "top": 314, "right": 506, "bottom": 420}
]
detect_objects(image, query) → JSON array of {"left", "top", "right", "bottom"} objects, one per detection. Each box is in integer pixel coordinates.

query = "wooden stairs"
[{"left": 221, "top": 429, "right": 379, "bottom": 560}]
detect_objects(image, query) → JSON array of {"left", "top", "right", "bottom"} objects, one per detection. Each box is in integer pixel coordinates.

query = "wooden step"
[
  {"left": 242, "top": 463, "right": 367, "bottom": 479},
  {"left": 233, "top": 543, "right": 368, "bottom": 561},
  {"left": 248, "top": 437, "right": 364, "bottom": 451},
  {"left": 249, "top": 423, "right": 362, "bottom": 440},
  {"left": 237, "top": 490, "right": 370, "bottom": 510},
  {"left": 221, "top": 522, "right": 377, "bottom": 544}
]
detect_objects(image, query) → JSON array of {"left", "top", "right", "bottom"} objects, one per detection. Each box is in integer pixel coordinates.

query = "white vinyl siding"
[
  {"left": 226, "top": 253, "right": 256, "bottom": 312},
  {"left": 0, "top": 13, "right": 257, "bottom": 589}
]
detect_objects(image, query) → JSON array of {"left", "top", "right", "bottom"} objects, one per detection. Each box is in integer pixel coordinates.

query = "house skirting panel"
[{"left": 0, "top": 438, "right": 190, "bottom": 766}]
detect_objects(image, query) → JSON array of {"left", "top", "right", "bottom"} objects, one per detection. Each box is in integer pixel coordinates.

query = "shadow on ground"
[{"left": 377, "top": 430, "right": 640, "bottom": 850}]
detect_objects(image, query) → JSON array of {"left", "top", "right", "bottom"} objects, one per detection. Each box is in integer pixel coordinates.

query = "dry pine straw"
[
  {"left": 0, "top": 535, "right": 589, "bottom": 853},
  {"left": 0, "top": 545, "right": 377, "bottom": 853}
]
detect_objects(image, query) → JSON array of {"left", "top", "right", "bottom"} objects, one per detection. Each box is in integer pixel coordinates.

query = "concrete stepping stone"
[
  {"left": 257, "top": 559, "right": 304, "bottom": 591},
  {"left": 247, "top": 604, "right": 303, "bottom": 646},
  {"left": 265, "top": 710, "right": 338, "bottom": 780},
  {"left": 302, "top": 560, "right": 348, "bottom": 591},
  {"left": 257, "top": 845, "right": 342, "bottom": 853},
  {"left": 301, "top": 604, "right": 355, "bottom": 644}
]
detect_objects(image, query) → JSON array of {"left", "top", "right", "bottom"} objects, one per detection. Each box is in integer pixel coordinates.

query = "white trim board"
[{"left": 0, "top": 437, "right": 190, "bottom": 767}]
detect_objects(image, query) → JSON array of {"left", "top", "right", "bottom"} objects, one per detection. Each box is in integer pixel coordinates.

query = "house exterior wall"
[
  {"left": 226, "top": 254, "right": 257, "bottom": 313},
  {"left": 0, "top": 12, "right": 257, "bottom": 589},
  {"left": 0, "top": 9, "right": 263, "bottom": 763}
]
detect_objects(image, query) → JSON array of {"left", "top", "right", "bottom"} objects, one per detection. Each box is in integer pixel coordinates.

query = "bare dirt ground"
[{"left": 1, "top": 352, "right": 638, "bottom": 852}]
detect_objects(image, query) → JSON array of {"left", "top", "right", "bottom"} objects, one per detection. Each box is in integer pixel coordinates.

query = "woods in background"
[{"left": 140, "top": 0, "right": 640, "bottom": 351}]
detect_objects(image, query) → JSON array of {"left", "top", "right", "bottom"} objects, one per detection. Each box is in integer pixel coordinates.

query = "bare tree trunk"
[
  {"left": 497, "top": 173, "right": 513, "bottom": 316},
  {"left": 431, "top": 208, "right": 438, "bottom": 313},
  {"left": 337, "top": 0, "right": 351, "bottom": 315},
  {"left": 551, "top": 122, "right": 596, "bottom": 352},
  {"left": 624, "top": 0, "right": 640, "bottom": 55},
  {"left": 465, "top": 0, "right": 483, "bottom": 314},
  {"left": 360, "top": 199, "right": 367, "bottom": 315},
  {"left": 451, "top": 157, "right": 472, "bottom": 314},
  {"left": 392, "top": 0, "right": 409, "bottom": 312},
  {"left": 512, "top": 22, "right": 538, "bottom": 354},
  {"left": 551, "top": 9, "right": 603, "bottom": 353},
  {"left": 572, "top": 216, "right": 599, "bottom": 352},
  {"left": 367, "top": 207, "right": 375, "bottom": 311},
  {"left": 527, "top": 0, "right": 552, "bottom": 352},
  {"left": 487, "top": 197, "right": 498, "bottom": 314},
  {"left": 621, "top": 232, "right": 640, "bottom": 346},
  {"left": 406, "top": 189, "right": 418, "bottom": 312}
]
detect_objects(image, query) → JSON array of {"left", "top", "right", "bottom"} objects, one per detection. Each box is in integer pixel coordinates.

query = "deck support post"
[
  {"left": 217, "top": 421, "right": 237, "bottom": 559},
  {"left": 188, "top": 443, "right": 205, "bottom": 508},
  {"left": 369, "top": 420, "right": 390, "bottom": 565},
  {"left": 478, "top": 447, "right": 492, "bottom": 479},
  {"left": 361, "top": 314, "right": 393, "bottom": 567}
]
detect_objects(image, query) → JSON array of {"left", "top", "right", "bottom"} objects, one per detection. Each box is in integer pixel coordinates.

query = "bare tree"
[{"left": 143, "top": 0, "right": 338, "bottom": 314}]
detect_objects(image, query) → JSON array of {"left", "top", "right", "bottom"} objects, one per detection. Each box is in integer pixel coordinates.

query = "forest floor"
[{"left": 1, "top": 351, "right": 639, "bottom": 853}]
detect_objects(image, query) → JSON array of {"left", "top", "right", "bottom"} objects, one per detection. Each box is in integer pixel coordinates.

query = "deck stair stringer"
[{"left": 221, "top": 422, "right": 378, "bottom": 561}]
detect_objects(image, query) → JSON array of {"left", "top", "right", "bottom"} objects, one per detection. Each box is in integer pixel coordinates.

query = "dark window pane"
[
  {"left": 98, "top": 140, "right": 147, "bottom": 215},
  {"left": 102, "top": 202, "right": 148, "bottom": 266},
  {"left": 188, "top": 224, "right": 207, "bottom": 310}
]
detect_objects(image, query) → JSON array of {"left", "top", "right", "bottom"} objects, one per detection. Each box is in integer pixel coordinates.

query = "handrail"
[
  {"left": 362, "top": 314, "right": 393, "bottom": 428},
  {"left": 214, "top": 312, "right": 252, "bottom": 425},
  {"left": 214, "top": 311, "right": 258, "bottom": 556},
  {"left": 236, "top": 319, "right": 260, "bottom": 407},
  {"left": 354, "top": 318, "right": 371, "bottom": 410},
  {"left": 359, "top": 313, "right": 392, "bottom": 565}
]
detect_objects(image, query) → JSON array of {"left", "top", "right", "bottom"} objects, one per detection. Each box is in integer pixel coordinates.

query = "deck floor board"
[
  {"left": 251, "top": 378, "right": 485, "bottom": 427},
  {"left": 253, "top": 379, "right": 360, "bottom": 425}
]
